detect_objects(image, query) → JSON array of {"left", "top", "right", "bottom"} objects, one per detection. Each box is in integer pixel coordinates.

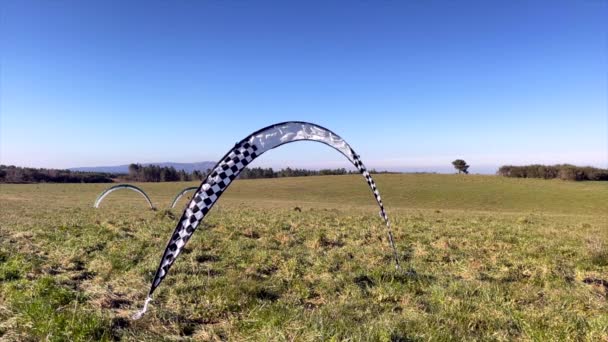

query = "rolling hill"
[{"left": 69, "top": 161, "right": 216, "bottom": 174}]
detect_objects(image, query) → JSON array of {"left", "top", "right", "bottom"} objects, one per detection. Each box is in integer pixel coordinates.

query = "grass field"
[{"left": 0, "top": 174, "right": 607, "bottom": 341}]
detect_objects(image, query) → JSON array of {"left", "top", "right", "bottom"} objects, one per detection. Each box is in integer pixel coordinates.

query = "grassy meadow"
[{"left": 0, "top": 174, "right": 607, "bottom": 341}]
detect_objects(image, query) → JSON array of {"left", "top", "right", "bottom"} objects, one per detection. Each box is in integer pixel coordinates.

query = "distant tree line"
[
  {"left": 497, "top": 164, "right": 608, "bottom": 181},
  {"left": 238, "top": 167, "right": 395, "bottom": 179},
  {"left": 0, "top": 163, "right": 394, "bottom": 184},
  {"left": 124, "top": 164, "right": 391, "bottom": 181},
  {"left": 124, "top": 163, "right": 196, "bottom": 182},
  {"left": 240, "top": 167, "right": 349, "bottom": 179},
  {"left": 0, "top": 165, "right": 115, "bottom": 183}
]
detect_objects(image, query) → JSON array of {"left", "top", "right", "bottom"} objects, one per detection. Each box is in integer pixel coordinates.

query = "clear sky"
[{"left": 1, "top": 0, "right": 606, "bottom": 173}]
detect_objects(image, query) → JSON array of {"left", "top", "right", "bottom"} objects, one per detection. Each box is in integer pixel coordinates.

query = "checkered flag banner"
[{"left": 133, "top": 121, "right": 400, "bottom": 319}]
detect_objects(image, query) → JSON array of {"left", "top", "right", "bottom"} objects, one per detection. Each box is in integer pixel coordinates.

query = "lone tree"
[{"left": 452, "top": 159, "right": 470, "bottom": 174}]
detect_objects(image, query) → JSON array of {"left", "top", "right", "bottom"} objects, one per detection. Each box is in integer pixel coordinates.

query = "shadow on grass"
[{"left": 380, "top": 268, "right": 436, "bottom": 285}]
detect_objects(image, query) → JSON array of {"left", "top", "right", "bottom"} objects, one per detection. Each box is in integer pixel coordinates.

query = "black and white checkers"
[
  {"left": 142, "top": 122, "right": 399, "bottom": 314},
  {"left": 152, "top": 141, "right": 258, "bottom": 290}
]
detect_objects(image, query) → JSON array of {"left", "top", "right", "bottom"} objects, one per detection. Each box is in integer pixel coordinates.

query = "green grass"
[{"left": 0, "top": 174, "right": 607, "bottom": 340}]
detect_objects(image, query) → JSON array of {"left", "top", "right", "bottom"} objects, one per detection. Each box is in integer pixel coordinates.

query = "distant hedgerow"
[
  {"left": 0, "top": 165, "right": 115, "bottom": 184},
  {"left": 497, "top": 164, "right": 608, "bottom": 181}
]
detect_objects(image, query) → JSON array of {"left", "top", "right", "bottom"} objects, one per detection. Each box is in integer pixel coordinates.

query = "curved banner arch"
[
  {"left": 94, "top": 184, "right": 154, "bottom": 209},
  {"left": 169, "top": 186, "right": 199, "bottom": 209},
  {"left": 134, "top": 121, "right": 399, "bottom": 318}
]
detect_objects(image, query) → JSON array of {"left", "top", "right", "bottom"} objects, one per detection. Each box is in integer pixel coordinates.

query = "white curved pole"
[{"left": 94, "top": 184, "right": 154, "bottom": 209}]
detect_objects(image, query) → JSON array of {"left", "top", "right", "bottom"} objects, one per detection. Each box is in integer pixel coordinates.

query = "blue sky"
[{"left": 1, "top": 0, "right": 606, "bottom": 173}]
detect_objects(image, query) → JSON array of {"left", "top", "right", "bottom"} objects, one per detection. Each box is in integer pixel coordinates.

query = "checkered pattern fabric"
[
  {"left": 350, "top": 149, "right": 388, "bottom": 222},
  {"left": 146, "top": 122, "right": 399, "bottom": 301},
  {"left": 151, "top": 142, "right": 258, "bottom": 290},
  {"left": 351, "top": 150, "right": 400, "bottom": 268}
]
